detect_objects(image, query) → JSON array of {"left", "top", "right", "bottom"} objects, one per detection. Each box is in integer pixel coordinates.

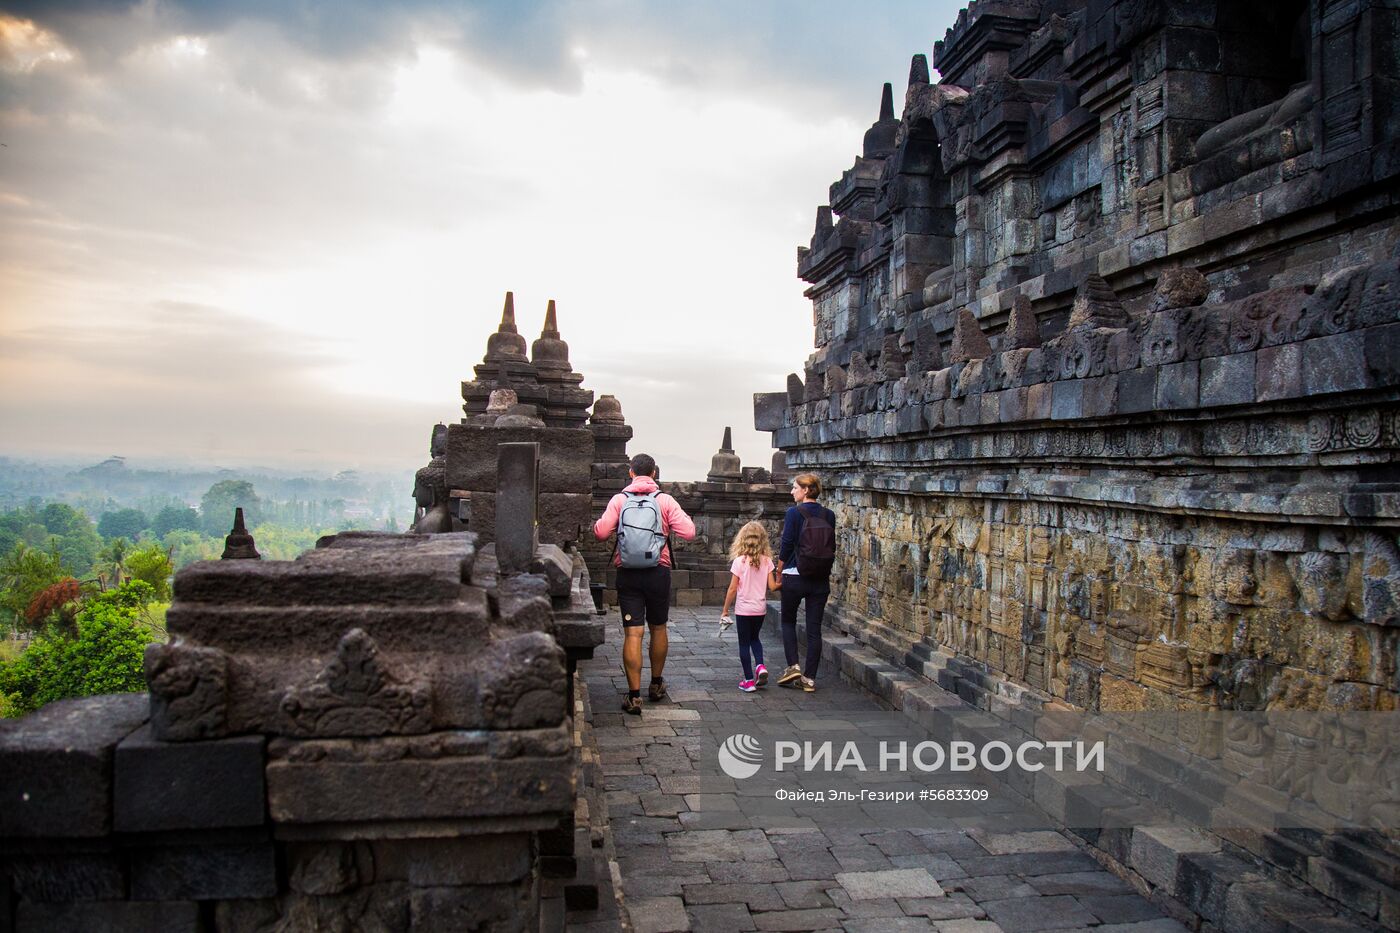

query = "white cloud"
[{"left": 0, "top": 1, "right": 962, "bottom": 477}]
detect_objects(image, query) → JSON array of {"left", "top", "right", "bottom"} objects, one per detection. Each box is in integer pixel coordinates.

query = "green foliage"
[
  {"left": 0, "top": 580, "right": 157, "bottom": 716},
  {"left": 200, "top": 480, "right": 261, "bottom": 536},
  {"left": 247, "top": 523, "right": 336, "bottom": 561},
  {"left": 98, "top": 508, "right": 148, "bottom": 540},
  {"left": 126, "top": 544, "right": 174, "bottom": 602},
  {"left": 0, "top": 503, "right": 102, "bottom": 578},
  {"left": 0, "top": 544, "right": 68, "bottom": 632},
  {"left": 161, "top": 529, "right": 221, "bottom": 570},
  {"left": 151, "top": 504, "right": 200, "bottom": 537}
]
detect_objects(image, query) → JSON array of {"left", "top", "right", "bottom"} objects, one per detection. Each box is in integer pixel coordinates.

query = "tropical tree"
[
  {"left": 98, "top": 508, "right": 148, "bottom": 541},
  {"left": 200, "top": 480, "right": 261, "bottom": 536},
  {"left": 126, "top": 543, "right": 175, "bottom": 602},
  {"left": 0, "top": 543, "right": 67, "bottom": 633},
  {"left": 29, "top": 503, "right": 100, "bottom": 575},
  {"left": 161, "top": 529, "right": 220, "bottom": 570},
  {"left": 95, "top": 537, "right": 133, "bottom": 590},
  {"left": 151, "top": 505, "right": 200, "bottom": 537}
]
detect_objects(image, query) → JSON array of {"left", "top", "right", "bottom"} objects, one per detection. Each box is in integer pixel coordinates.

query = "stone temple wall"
[{"left": 756, "top": 0, "right": 1400, "bottom": 923}]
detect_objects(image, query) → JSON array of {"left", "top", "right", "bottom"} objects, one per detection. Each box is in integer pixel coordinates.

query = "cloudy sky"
[{"left": 0, "top": 0, "right": 957, "bottom": 480}]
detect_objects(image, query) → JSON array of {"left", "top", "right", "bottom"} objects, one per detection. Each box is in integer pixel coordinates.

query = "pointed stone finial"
[
  {"left": 531, "top": 298, "right": 570, "bottom": 368},
  {"left": 1004, "top": 294, "right": 1042, "bottom": 350},
  {"left": 879, "top": 82, "right": 894, "bottom": 121},
  {"left": 950, "top": 308, "right": 993, "bottom": 362},
  {"left": 814, "top": 205, "right": 834, "bottom": 243},
  {"left": 221, "top": 507, "right": 261, "bottom": 560},
  {"left": 909, "top": 54, "right": 930, "bottom": 86},
  {"left": 499, "top": 291, "right": 518, "bottom": 334},
  {"left": 485, "top": 290, "right": 528, "bottom": 362},
  {"left": 1067, "top": 274, "right": 1130, "bottom": 330},
  {"left": 721, "top": 426, "right": 734, "bottom": 452},
  {"left": 708, "top": 427, "right": 742, "bottom": 482}
]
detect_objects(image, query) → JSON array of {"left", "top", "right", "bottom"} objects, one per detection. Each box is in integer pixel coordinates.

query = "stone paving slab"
[{"left": 577, "top": 608, "right": 1170, "bottom": 933}]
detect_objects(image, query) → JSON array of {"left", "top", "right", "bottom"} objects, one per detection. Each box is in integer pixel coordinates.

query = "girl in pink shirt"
[{"left": 720, "top": 521, "right": 781, "bottom": 692}]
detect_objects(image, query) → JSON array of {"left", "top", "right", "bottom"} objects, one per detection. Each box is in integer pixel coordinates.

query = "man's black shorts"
[{"left": 616, "top": 566, "right": 671, "bottom": 628}]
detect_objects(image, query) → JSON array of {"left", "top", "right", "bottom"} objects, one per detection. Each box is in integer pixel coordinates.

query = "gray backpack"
[{"left": 616, "top": 492, "right": 668, "bottom": 568}]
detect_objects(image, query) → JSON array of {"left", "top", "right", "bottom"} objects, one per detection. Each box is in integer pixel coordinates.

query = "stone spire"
[
  {"left": 220, "top": 508, "right": 260, "bottom": 560},
  {"left": 950, "top": 308, "right": 993, "bottom": 362},
  {"left": 863, "top": 82, "right": 900, "bottom": 159},
  {"left": 1004, "top": 293, "right": 1043, "bottom": 350},
  {"left": 531, "top": 298, "right": 572, "bottom": 375},
  {"left": 1067, "top": 274, "right": 1130, "bottom": 330},
  {"left": 485, "top": 291, "right": 528, "bottom": 362},
  {"left": 707, "top": 426, "right": 742, "bottom": 483},
  {"left": 813, "top": 205, "right": 834, "bottom": 245},
  {"left": 909, "top": 54, "right": 930, "bottom": 87}
]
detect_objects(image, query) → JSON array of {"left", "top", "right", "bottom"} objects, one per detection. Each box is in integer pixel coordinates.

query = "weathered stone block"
[
  {"left": 15, "top": 901, "right": 201, "bottom": 933},
  {"left": 0, "top": 694, "right": 148, "bottom": 838},
  {"left": 496, "top": 442, "right": 539, "bottom": 574},
  {"left": 1256, "top": 343, "right": 1302, "bottom": 401},
  {"left": 1129, "top": 826, "right": 1218, "bottom": 892},
  {"left": 446, "top": 423, "right": 593, "bottom": 493},
  {"left": 468, "top": 492, "right": 591, "bottom": 548},
  {"left": 754, "top": 392, "right": 789, "bottom": 431},
  {"left": 1302, "top": 332, "right": 1370, "bottom": 395},
  {"left": 1155, "top": 360, "right": 1199, "bottom": 410},
  {"left": 1200, "top": 353, "right": 1256, "bottom": 408},
  {"left": 372, "top": 835, "right": 534, "bottom": 885},
  {"left": 7, "top": 852, "right": 125, "bottom": 902},
  {"left": 265, "top": 728, "right": 573, "bottom": 824},
  {"left": 1118, "top": 367, "right": 1157, "bottom": 413},
  {"left": 175, "top": 536, "right": 477, "bottom": 607},
  {"left": 1051, "top": 380, "right": 1085, "bottom": 420},
  {"left": 409, "top": 883, "right": 536, "bottom": 933},
  {"left": 114, "top": 725, "right": 266, "bottom": 832},
  {"left": 130, "top": 844, "right": 277, "bottom": 900}
]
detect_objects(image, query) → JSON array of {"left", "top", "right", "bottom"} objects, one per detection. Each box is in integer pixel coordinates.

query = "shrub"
[{"left": 0, "top": 581, "right": 157, "bottom": 716}]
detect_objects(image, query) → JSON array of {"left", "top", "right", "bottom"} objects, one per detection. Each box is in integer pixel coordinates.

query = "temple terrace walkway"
[{"left": 575, "top": 607, "right": 1186, "bottom": 933}]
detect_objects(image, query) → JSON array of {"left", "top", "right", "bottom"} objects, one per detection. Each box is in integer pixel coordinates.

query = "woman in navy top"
[{"left": 775, "top": 473, "right": 836, "bottom": 692}]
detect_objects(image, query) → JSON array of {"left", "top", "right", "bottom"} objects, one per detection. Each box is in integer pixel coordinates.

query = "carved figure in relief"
[
  {"left": 1213, "top": 549, "right": 1259, "bottom": 606},
  {"left": 280, "top": 629, "right": 432, "bottom": 737}
]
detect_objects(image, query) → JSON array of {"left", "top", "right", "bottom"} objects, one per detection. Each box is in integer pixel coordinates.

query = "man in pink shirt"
[{"left": 593, "top": 453, "right": 697, "bottom": 714}]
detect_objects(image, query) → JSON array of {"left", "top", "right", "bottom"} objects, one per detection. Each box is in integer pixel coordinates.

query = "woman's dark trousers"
[{"left": 780, "top": 574, "right": 829, "bottom": 677}]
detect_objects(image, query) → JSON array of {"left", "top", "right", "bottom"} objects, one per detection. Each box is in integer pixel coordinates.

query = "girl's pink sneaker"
[
  {"left": 738, "top": 680, "right": 757, "bottom": 693},
  {"left": 754, "top": 664, "right": 768, "bottom": 687}
]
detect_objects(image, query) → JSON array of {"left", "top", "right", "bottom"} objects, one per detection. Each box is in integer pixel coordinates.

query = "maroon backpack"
[{"left": 795, "top": 504, "right": 835, "bottom": 578}]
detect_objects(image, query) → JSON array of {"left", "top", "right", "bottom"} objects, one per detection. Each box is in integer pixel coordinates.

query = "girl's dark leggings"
[
  {"left": 736, "top": 614, "right": 765, "bottom": 680},
  {"left": 780, "top": 574, "right": 829, "bottom": 677}
]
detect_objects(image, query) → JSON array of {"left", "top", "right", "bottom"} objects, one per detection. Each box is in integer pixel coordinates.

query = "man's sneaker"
[
  {"left": 800, "top": 676, "right": 816, "bottom": 693},
  {"left": 621, "top": 695, "right": 643, "bottom": 715},
  {"left": 648, "top": 679, "right": 668, "bottom": 702},
  {"left": 755, "top": 664, "right": 768, "bottom": 687},
  {"left": 738, "top": 680, "right": 757, "bottom": 693},
  {"left": 777, "top": 664, "right": 803, "bottom": 686}
]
